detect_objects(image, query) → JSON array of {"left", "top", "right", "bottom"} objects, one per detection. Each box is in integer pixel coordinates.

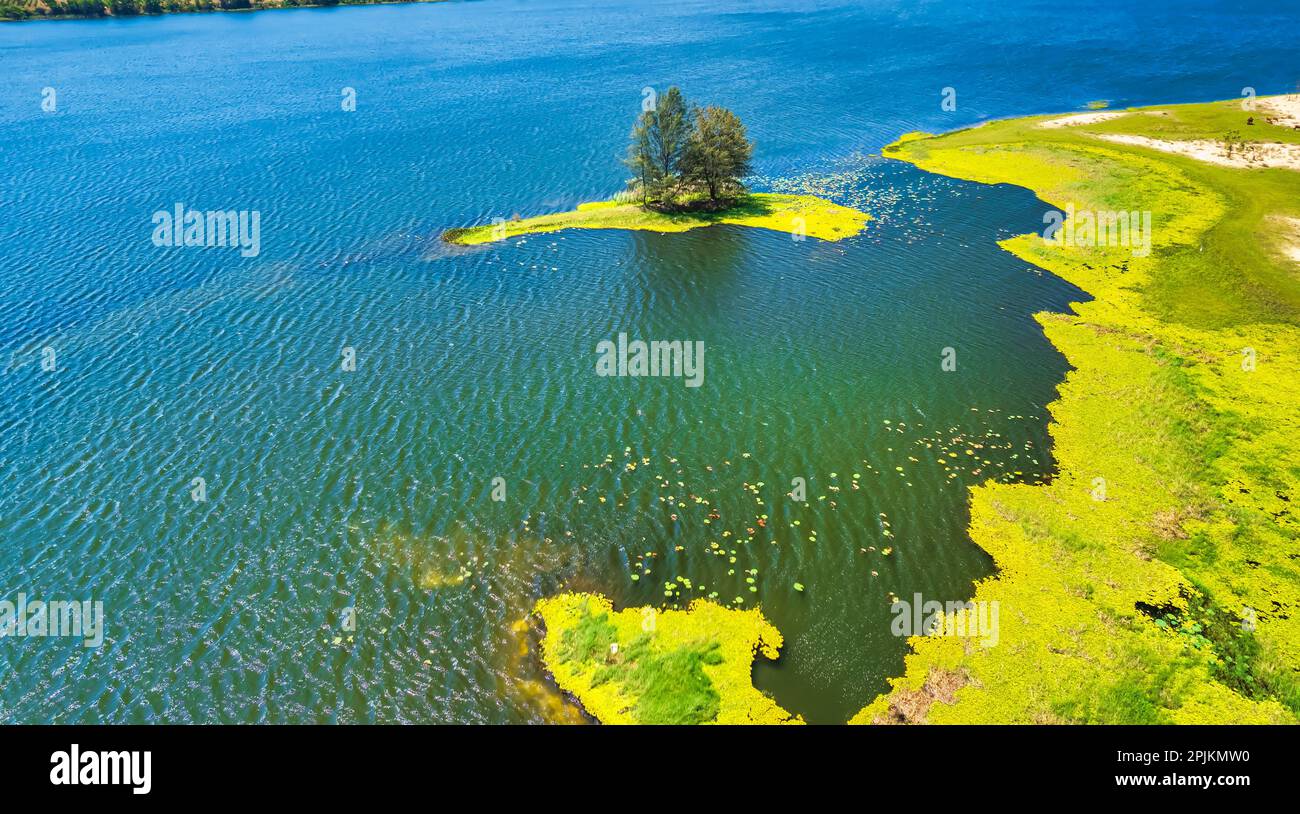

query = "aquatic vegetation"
[
  {"left": 417, "top": 566, "right": 471, "bottom": 589},
  {"left": 441, "top": 193, "right": 869, "bottom": 245},
  {"left": 534, "top": 592, "right": 802, "bottom": 724},
  {"left": 503, "top": 617, "right": 589, "bottom": 725},
  {"left": 568, "top": 438, "right": 1013, "bottom": 609},
  {"left": 855, "top": 96, "right": 1300, "bottom": 724}
]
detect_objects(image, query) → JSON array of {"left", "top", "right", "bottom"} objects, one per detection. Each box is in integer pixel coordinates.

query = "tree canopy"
[{"left": 624, "top": 87, "right": 754, "bottom": 209}]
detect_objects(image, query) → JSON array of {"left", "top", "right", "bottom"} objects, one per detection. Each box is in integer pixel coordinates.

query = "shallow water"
[{"left": 1, "top": 0, "right": 1297, "bottom": 723}]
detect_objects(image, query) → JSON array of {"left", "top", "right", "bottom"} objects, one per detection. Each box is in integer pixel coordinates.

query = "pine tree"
[
  {"left": 625, "top": 89, "right": 754, "bottom": 209},
  {"left": 681, "top": 106, "right": 753, "bottom": 204},
  {"left": 625, "top": 111, "right": 658, "bottom": 205},
  {"left": 649, "top": 87, "right": 689, "bottom": 198},
  {"left": 624, "top": 86, "right": 690, "bottom": 205}
]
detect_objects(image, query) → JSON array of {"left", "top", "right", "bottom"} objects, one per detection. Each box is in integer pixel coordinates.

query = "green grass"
[
  {"left": 556, "top": 609, "right": 618, "bottom": 664},
  {"left": 556, "top": 609, "right": 724, "bottom": 725},
  {"left": 592, "top": 634, "right": 724, "bottom": 725},
  {"left": 442, "top": 192, "right": 869, "bottom": 245},
  {"left": 534, "top": 592, "right": 802, "bottom": 724},
  {"left": 888, "top": 102, "right": 1300, "bottom": 330}
]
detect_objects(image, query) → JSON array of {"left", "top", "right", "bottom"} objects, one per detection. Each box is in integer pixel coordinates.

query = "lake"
[{"left": 1, "top": 0, "right": 1297, "bottom": 723}]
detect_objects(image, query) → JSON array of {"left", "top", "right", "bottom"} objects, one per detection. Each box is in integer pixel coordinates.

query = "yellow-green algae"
[
  {"left": 533, "top": 592, "right": 802, "bottom": 724},
  {"left": 442, "top": 193, "right": 869, "bottom": 245},
  {"left": 853, "top": 96, "right": 1300, "bottom": 724}
]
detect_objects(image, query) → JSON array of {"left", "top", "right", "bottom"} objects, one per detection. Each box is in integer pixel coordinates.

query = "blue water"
[{"left": 1, "top": 0, "right": 1297, "bottom": 723}]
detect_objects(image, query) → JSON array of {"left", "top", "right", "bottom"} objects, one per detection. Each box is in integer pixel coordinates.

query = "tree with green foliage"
[
  {"left": 648, "top": 87, "right": 689, "bottom": 195},
  {"left": 625, "top": 88, "right": 753, "bottom": 209},
  {"left": 681, "top": 105, "right": 753, "bottom": 204},
  {"left": 625, "top": 86, "right": 691, "bottom": 205},
  {"left": 625, "top": 112, "right": 658, "bottom": 205}
]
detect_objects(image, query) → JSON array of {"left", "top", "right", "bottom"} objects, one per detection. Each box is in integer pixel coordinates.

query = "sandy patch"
[
  {"left": 1038, "top": 111, "right": 1128, "bottom": 129},
  {"left": 1273, "top": 216, "right": 1300, "bottom": 263},
  {"left": 1096, "top": 133, "right": 1300, "bottom": 170},
  {"left": 1258, "top": 94, "right": 1300, "bottom": 129}
]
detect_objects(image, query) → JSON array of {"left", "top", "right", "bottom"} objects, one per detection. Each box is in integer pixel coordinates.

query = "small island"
[
  {"left": 534, "top": 592, "right": 802, "bottom": 725},
  {"left": 443, "top": 86, "right": 869, "bottom": 245}
]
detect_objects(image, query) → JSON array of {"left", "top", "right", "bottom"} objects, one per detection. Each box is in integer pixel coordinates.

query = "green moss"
[{"left": 442, "top": 193, "right": 869, "bottom": 245}]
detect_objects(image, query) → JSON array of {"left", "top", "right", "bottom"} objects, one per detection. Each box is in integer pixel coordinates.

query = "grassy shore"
[
  {"left": 533, "top": 592, "right": 801, "bottom": 724},
  {"left": 854, "top": 96, "right": 1300, "bottom": 723},
  {"left": 442, "top": 193, "right": 870, "bottom": 246}
]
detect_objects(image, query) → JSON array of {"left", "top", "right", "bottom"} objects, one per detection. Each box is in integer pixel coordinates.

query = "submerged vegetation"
[
  {"left": 534, "top": 592, "right": 801, "bottom": 724},
  {"left": 854, "top": 95, "right": 1300, "bottom": 724}
]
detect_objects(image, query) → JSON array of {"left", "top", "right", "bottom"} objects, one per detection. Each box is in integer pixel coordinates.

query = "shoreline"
[{"left": 852, "top": 94, "right": 1300, "bottom": 723}]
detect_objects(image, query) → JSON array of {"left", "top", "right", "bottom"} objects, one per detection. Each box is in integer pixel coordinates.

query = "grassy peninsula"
[
  {"left": 534, "top": 592, "right": 801, "bottom": 724},
  {"left": 855, "top": 95, "right": 1300, "bottom": 724},
  {"left": 442, "top": 193, "right": 869, "bottom": 245}
]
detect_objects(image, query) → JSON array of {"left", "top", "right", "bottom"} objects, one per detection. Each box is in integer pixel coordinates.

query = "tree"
[
  {"left": 649, "top": 87, "right": 689, "bottom": 194},
  {"left": 681, "top": 106, "right": 753, "bottom": 203},
  {"left": 624, "top": 86, "right": 690, "bottom": 204},
  {"left": 625, "top": 90, "right": 754, "bottom": 209},
  {"left": 625, "top": 111, "right": 657, "bottom": 205}
]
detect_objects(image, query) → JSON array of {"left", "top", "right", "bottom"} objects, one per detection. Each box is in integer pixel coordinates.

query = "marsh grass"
[
  {"left": 535, "top": 593, "right": 801, "bottom": 724},
  {"left": 441, "top": 192, "right": 869, "bottom": 245},
  {"left": 591, "top": 634, "right": 724, "bottom": 725}
]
